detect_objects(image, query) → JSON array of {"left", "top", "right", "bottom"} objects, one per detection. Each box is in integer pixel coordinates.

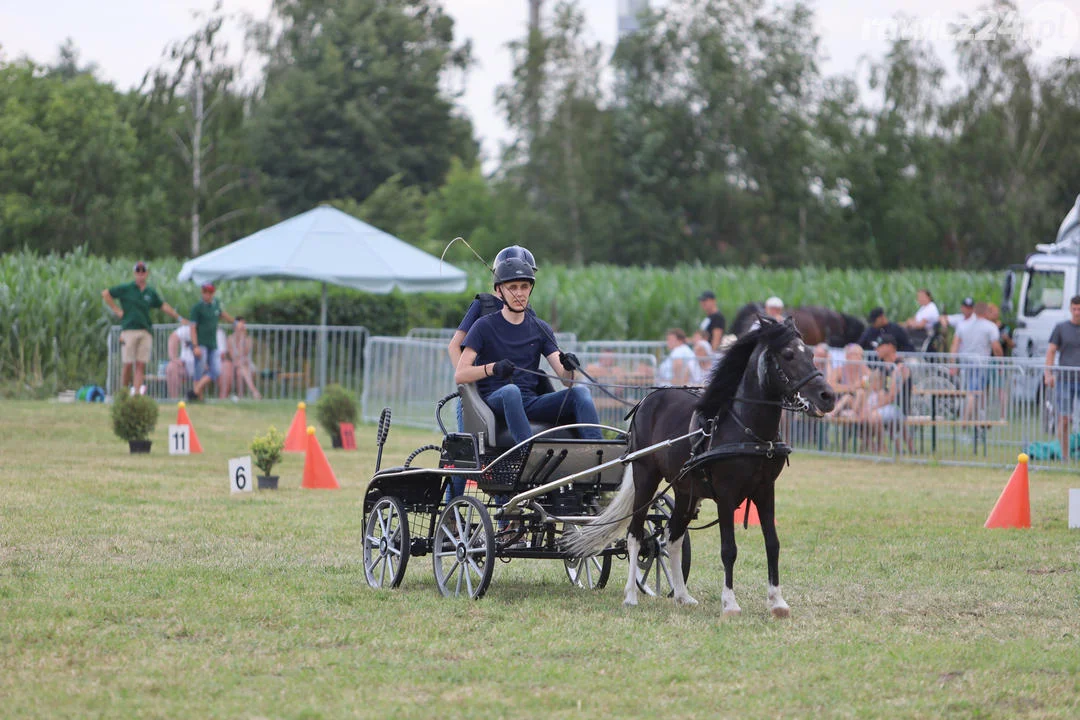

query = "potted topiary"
[
  {"left": 111, "top": 392, "right": 159, "bottom": 453},
  {"left": 251, "top": 426, "right": 285, "bottom": 489},
  {"left": 314, "top": 383, "right": 358, "bottom": 448}
]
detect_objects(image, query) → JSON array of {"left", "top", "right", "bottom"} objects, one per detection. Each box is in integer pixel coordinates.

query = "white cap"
[{"left": 765, "top": 296, "right": 784, "bottom": 309}]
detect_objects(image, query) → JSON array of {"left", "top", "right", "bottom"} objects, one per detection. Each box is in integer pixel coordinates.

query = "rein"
[{"left": 501, "top": 363, "right": 701, "bottom": 407}]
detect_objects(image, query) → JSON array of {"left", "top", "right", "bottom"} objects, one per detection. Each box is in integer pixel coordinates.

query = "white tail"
[{"left": 563, "top": 464, "right": 637, "bottom": 558}]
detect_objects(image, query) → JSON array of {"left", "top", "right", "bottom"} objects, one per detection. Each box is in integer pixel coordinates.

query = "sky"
[{"left": 1, "top": 0, "right": 1077, "bottom": 166}]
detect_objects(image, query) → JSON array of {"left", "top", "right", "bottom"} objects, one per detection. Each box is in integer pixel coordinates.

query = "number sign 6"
[{"left": 229, "top": 456, "right": 253, "bottom": 494}]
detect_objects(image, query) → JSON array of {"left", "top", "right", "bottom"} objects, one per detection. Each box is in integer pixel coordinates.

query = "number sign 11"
[
  {"left": 169, "top": 424, "right": 190, "bottom": 455},
  {"left": 229, "top": 456, "right": 253, "bottom": 494}
]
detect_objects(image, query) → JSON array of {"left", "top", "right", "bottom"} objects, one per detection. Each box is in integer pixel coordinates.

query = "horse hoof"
[
  {"left": 674, "top": 595, "right": 698, "bottom": 607},
  {"left": 623, "top": 598, "right": 638, "bottom": 607},
  {"left": 770, "top": 606, "right": 791, "bottom": 619}
]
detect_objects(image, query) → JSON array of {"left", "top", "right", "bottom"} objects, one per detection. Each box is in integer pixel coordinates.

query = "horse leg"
[
  {"left": 718, "top": 512, "right": 741, "bottom": 616},
  {"left": 755, "top": 487, "right": 790, "bottom": 618},
  {"left": 666, "top": 491, "right": 697, "bottom": 606},
  {"left": 623, "top": 532, "right": 641, "bottom": 607},
  {"left": 622, "top": 463, "right": 651, "bottom": 607}
]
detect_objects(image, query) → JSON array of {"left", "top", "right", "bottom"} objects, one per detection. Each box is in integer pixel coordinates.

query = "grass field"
[{"left": 1, "top": 400, "right": 1078, "bottom": 719}]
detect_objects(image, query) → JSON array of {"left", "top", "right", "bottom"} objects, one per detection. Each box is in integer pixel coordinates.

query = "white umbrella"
[{"left": 178, "top": 206, "right": 468, "bottom": 389}]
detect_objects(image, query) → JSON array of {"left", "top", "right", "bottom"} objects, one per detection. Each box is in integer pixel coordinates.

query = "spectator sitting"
[
  {"left": 166, "top": 325, "right": 197, "bottom": 399},
  {"left": 812, "top": 342, "right": 831, "bottom": 374},
  {"left": 858, "top": 307, "right": 914, "bottom": 352},
  {"left": 866, "top": 335, "right": 911, "bottom": 451},
  {"left": 857, "top": 370, "right": 888, "bottom": 420},
  {"left": 828, "top": 343, "right": 868, "bottom": 416},
  {"left": 691, "top": 330, "right": 715, "bottom": 375},
  {"left": 764, "top": 296, "right": 786, "bottom": 321},
  {"left": 748, "top": 297, "right": 786, "bottom": 333},
  {"left": 854, "top": 370, "right": 893, "bottom": 450},
  {"left": 584, "top": 350, "right": 627, "bottom": 384},
  {"left": 873, "top": 334, "right": 911, "bottom": 422},
  {"left": 656, "top": 328, "right": 703, "bottom": 387},
  {"left": 217, "top": 330, "right": 234, "bottom": 399},
  {"left": 228, "top": 317, "right": 262, "bottom": 400},
  {"left": 902, "top": 289, "right": 940, "bottom": 331}
]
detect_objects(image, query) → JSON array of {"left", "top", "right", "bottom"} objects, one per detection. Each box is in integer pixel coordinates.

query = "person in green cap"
[
  {"left": 188, "top": 283, "right": 235, "bottom": 401},
  {"left": 102, "top": 261, "right": 186, "bottom": 395}
]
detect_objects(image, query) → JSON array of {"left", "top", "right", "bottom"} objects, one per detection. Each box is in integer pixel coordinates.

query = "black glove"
[
  {"left": 491, "top": 359, "right": 514, "bottom": 379},
  {"left": 559, "top": 351, "right": 580, "bottom": 371}
]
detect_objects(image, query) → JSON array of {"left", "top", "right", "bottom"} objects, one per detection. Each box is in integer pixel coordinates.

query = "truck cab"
[{"left": 1004, "top": 194, "right": 1080, "bottom": 360}]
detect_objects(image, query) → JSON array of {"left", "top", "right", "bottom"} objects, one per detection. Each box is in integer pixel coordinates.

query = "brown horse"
[
  {"left": 732, "top": 303, "right": 863, "bottom": 348},
  {"left": 790, "top": 306, "right": 864, "bottom": 347}
]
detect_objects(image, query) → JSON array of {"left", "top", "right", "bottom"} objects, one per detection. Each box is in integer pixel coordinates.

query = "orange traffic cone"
[
  {"left": 176, "top": 401, "right": 203, "bottom": 453},
  {"left": 284, "top": 402, "right": 307, "bottom": 453},
  {"left": 302, "top": 426, "right": 339, "bottom": 490},
  {"left": 734, "top": 499, "right": 760, "bottom": 526},
  {"left": 985, "top": 453, "right": 1031, "bottom": 529}
]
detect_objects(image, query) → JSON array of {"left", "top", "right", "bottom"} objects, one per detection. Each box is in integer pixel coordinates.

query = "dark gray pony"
[{"left": 566, "top": 317, "right": 835, "bottom": 615}]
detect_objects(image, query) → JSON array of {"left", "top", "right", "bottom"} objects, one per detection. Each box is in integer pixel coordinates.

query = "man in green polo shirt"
[
  {"left": 189, "top": 283, "right": 235, "bottom": 401},
  {"left": 102, "top": 261, "right": 186, "bottom": 395}
]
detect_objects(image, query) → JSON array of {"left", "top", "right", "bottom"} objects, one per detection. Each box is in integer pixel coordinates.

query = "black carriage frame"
[{"left": 361, "top": 399, "right": 691, "bottom": 599}]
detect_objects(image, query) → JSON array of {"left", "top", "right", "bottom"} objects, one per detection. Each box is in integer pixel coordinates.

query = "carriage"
[{"left": 361, "top": 384, "right": 692, "bottom": 599}]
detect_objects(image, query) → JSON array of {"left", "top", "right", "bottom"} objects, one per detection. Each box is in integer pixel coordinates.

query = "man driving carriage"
[{"left": 453, "top": 253, "right": 603, "bottom": 444}]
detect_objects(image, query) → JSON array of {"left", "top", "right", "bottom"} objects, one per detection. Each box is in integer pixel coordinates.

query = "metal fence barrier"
[
  {"left": 362, "top": 336, "right": 658, "bottom": 431},
  {"left": 107, "top": 323, "right": 367, "bottom": 401},
  {"left": 786, "top": 355, "right": 1080, "bottom": 472},
  {"left": 580, "top": 340, "right": 667, "bottom": 364},
  {"left": 105, "top": 321, "right": 1080, "bottom": 472}
]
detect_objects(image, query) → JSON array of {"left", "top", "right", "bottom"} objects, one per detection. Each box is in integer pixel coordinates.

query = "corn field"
[
  {"left": 517, "top": 264, "right": 1003, "bottom": 341},
  {"left": 0, "top": 249, "right": 1001, "bottom": 396}
]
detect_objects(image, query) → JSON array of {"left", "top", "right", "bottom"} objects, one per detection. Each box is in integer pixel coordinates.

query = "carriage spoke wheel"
[
  {"left": 637, "top": 494, "right": 692, "bottom": 598},
  {"left": 562, "top": 526, "right": 611, "bottom": 590},
  {"left": 363, "top": 496, "right": 410, "bottom": 589},
  {"left": 433, "top": 496, "right": 494, "bottom": 599}
]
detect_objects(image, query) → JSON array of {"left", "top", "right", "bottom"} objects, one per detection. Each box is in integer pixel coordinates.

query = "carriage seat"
[{"left": 458, "top": 383, "right": 574, "bottom": 449}]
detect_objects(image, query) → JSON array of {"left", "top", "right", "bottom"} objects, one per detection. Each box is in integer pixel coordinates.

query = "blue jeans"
[
  {"left": 195, "top": 347, "right": 221, "bottom": 381},
  {"left": 484, "top": 384, "right": 603, "bottom": 444}
]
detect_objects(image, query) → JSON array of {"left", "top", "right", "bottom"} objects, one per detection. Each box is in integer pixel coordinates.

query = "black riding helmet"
[
  {"left": 492, "top": 256, "right": 536, "bottom": 287},
  {"left": 494, "top": 245, "right": 537, "bottom": 272}
]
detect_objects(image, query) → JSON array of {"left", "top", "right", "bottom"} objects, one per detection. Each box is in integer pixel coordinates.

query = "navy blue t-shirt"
[{"left": 463, "top": 312, "right": 558, "bottom": 400}]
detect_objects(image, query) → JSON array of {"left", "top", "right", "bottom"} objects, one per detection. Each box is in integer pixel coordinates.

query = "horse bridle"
[
  {"left": 688, "top": 349, "right": 822, "bottom": 457},
  {"left": 734, "top": 349, "right": 824, "bottom": 414}
]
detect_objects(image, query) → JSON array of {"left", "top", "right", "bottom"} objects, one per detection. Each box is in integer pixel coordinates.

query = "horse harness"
[{"left": 672, "top": 360, "right": 824, "bottom": 527}]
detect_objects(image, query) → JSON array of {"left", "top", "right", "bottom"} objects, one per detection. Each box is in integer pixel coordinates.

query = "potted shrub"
[
  {"left": 314, "top": 384, "right": 357, "bottom": 448},
  {"left": 111, "top": 392, "right": 159, "bottom": 453},
  {"left": 251, "top": 426, "right": 285, "bottom": 490}
]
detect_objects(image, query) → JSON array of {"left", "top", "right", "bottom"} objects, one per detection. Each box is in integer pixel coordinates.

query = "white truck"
[{"left": 1003, "top": 194, "right": 1080, "bottom": 361}]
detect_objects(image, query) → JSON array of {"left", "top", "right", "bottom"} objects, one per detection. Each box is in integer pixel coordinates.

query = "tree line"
[{"left": 1, "top": 0, "right": 1078, "bottom": 270}]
